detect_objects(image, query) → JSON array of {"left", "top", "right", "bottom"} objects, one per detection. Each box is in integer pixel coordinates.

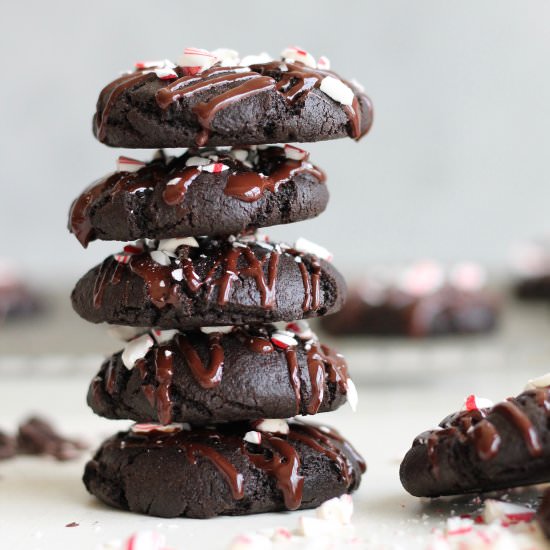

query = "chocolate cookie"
[
  {"left": 322, "top": 261, "right": 499, "bottom": 337},
  {"left": 69, "top": 146, "right": 328, "bottom": 247},
  {"left": 83, "top": 419, "right": 365, "bottom": 518},
  {"left": 88, "top": 323, "right": 357, "bottom": 425},
  {"left": 400, "top": 378, "right": 550, "bottom": 497},
  {"left": 93, "top": 47, "right": 373, "bottom": 148},
  {"left": 71, "top": 235, "right": 346, "bottom": 329}
]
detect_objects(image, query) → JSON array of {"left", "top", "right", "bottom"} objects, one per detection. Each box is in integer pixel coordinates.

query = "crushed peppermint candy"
[
  {"left": 483, "top": 500, "right": 535, "bottom": 525},
  {"left": 211, "top": 48, "right": 240, "bottom": 67},
  {"left": 123, "top": 244, "right": 144, "bottom": 255},
  {"left": 294, "top": 237, "right": 333, "bottom": 261},
  {"left": 171, "top": 268, "right": 183, "bottom": 281},
  {"left": 131, "top": 423, "right": 188, "bottom": 434},
  {"left": 151, "top": 329, "right": 178, "bottom": 345},
  {"left": 316, "top": 494, "right": 353, "bottom": 525},
  {"left": 158, "top": 237, "right": 199, "bottom": 255},
  {"left": 108, "top": 325, "right": 144, "bottom": 342},
  {"left": 179, "top": 47, "right": 217, "bottom": 72},
  {"left": 284, "top": 144, "right": 308, "bottom": 161},
  {"left": 240, "top": 52, "right": 272, "bottom": 67},
  {"left": 121, "top": 334, "right": 154, "bottom": 369},
  {"left": 525, "top": 373, "right": 550, "bottom": 390},
  {"left": 317, "top": 56, "right": 331, "bottom": 70},
  {"left": 285, "top": 320, "right": 314, "bottom": 340},
  {"left": 319, "top": 76, "right": 354, "bottom": 106},
  {"left": 135, "top": 59, "right": 176, "bottom": 70},
  {"left": 200, "top": 326, "right": 234, "bottom": 334},
  {"left": 117, "top": 156, "right": 146, "bottom": 173},
  {"left": 254, "top": 419, "right": 289, "bottom": 435},
  {"left": 122, "top": 531, "right": 168, "bottom": 550},
  {"left": 346, "top": 378, "right": 359, "bottom": 412},
  {"left": 243, "top": 430, "right": 262, "bottom": 445},
  {"left": 449, "top": 262, "right": 487, "bottom": 292},
  {"left": 114, "top": 253, "right": 131, "bottom": 264},
  {"left": 281, "top": 46, "right": 317, "bottom": 69},
  {"left": 462, "top": 394, "right": 494, "bottom": 411},
  {"left": 186, "top": 156, "right": 211, "bottom": 167},
  {"left": 271, "top": 330, "right": 298, "bottom": 349},
  {"left": 149, "top": 250, "right": 171, "bottom": 266},
  {"left": 202, "top": 162, "right": 229, "bottom": 173}
]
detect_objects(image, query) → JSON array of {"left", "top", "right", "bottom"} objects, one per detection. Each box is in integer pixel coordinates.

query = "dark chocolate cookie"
[
  {"left": 400, "top": 379, "right": 550, "bottom": 498},
  {"left": 71, "top": 235, "right": 346, "bottom": 329},
  {"left": 93, "top": 47, "right": 373, "bottom": 148},
  {"left": 83, "top": 419, "right": 365, "bottom": 518},
  {"left": 69, "top": 146, "right": 328, "bottom": 247},
  {"left": 322, "top": 261, "right": 499, "bottom": 337},
  {"left": 88, "top": 323, "right": 357, "bottom": 425}
]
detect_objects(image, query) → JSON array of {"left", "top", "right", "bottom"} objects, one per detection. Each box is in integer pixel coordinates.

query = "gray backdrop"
[{"left": 1, "top": 0, "right": 549, "bottom": 284}]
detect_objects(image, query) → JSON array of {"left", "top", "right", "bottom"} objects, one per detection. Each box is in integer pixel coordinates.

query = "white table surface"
[{"left": 1, "top": 295, "right": 550, "bottom": 549}]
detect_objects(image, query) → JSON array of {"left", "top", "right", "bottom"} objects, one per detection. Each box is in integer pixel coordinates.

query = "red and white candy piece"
[
  {"left": 123, "top": 531, "right": 167, "bottom": 550},
  {"left": 319, "top": 76, "right": 354, "bottom": 106},
  {"left": 285, "top": 320, "right": 314, "bottom": 340},
  {"left": 123, "top": 244, "right": 144, "bottom": 255},
  {"left": 228, "top": 533, "right": 271, "bottom": 550},
  {"left": 294, "top": 237, "right": 333, "bottom": 261},
  {"left": 135, "top": 59, "right": 176, "bottom": 70},
  {"left": 200, "top": 326, "right": 234, "bottom": 334},
  {"left": 254, "top": 418, "right": 289, "bottom": 435},
  {"left": 178, "top": 47, "right": 217, "bottom": 73},
  {"left": 398, "top": 260, "right": 445, "bottom": 297},
  {"left": 317, "top": 55, "right": 331, "bottom": 70},
  {"left": 271, "top": 528, "right": 293, "bottom": 542},
  {"left": 151, "top": 67, "right": 178, "bottom": 80},
  {"left": 149, "top": 250, "right": 171, "bottom": 266},
  {"left": 525, "top": 373, "right": 550, "bottom": 390},
  {"left": 316, "top": 494, "right": 354, "bottom": 525},
  {"left": 158, "top": 237, "right": 199, "bottom": 256},
  {"left": 281, "top": 46, "right": 317, "bottom": 68},
  {"left": 240, "top": 52, "right": 272, "bottom": 67},
  {"left": 270, "top": 330, "right": 298, "bottom": 349},
  {"left": 151, "top": 329, "right": 178, "bottom": 345},
  {"left": 114, "top": 253, "right": 131, "bottom": 264},
  {"left": 483, "top": 500, "right": 535, "bottom": 525},
  {"left": 131, "top": 423, "right": 188, "bottom": 434},
  {"left": 284, "top": 144, "right": 308, "bottom": 161},
  {"left": 449, "top": 262, "right": 487, "bottom": 292},
  {"left": 243, "top": 430, "right": 262, "bottom": 445},
  {"left": 121, "top": 334, "right": 154, "bottom": 369},
  {"left": 445, "top": 517, "right": 474, "bottom": 536},
  {"left": 462, "top": 394, "right": 494, "bottom": 411},
  {"left": 186, "top": 156, "right": 211, "bottom": 167},
  {"left": 202, "top": 162, "right": 229, "bottom": 174},
  {"left": 298, "top": 516, "right": 338, "bottom": 537},
  {"left": 117, "top": 156, "right": 146, "bottom": 173}
]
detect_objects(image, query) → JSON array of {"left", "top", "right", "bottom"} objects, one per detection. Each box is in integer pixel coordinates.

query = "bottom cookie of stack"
[{"left": 83, "top": 420, "right": 365, "bottom": 519}]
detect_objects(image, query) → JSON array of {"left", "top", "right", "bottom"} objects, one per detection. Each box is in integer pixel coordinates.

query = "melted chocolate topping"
[{"left": 95, "top": 59, "right": 370, "bottom": 146}]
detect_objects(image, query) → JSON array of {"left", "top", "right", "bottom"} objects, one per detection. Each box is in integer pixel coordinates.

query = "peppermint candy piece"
[
  {"left": 158, "top": 237, "right": 199, "bottom": 255},
  {"left": 149, "top": 250, "right": 171, "bottom": 266},
  {"left": 317, "top": 55, "right": 331, "bottom": 70},
  {"left": 151, "top": 329, "right": 178, "bottom": 345},
  {"left": 525, "top": 372, "right": 550, "bottom": 390},
  {"left": 114, "top": 253, "right": 131, "bottom": 264},
  {"left": 319, "top": 76, "right": 354, "bottom": 106},
  {"left": 171, "top": 268, "right": 183, "bottom": 282},
  {"left": 186, "top": 155, "right": 211, "bottom": 167},
  {"left": 255, "top": 418, "right": 289, "bottom": 435},
  {"left": 121, "top": 334, "right": 154, "bottom": 369},
  {"left": 178, "top": 47, "right": 217, "bottom": 72},
  {"left": 294, "top": 237, "right": 333, "bottom": 261},
  {"left": 449, "top": 262, "right": 487, "bottom": 292},
  {"left": 202, "top": 162, "right": 229, "bottom": 174},
  {"left": 462, "top": 394, "right": 494, "bottom": 411},
  {"left": 316, "top": 494, "right": 354, "bottom": 525},
  {"left": 281, "top": 46, "right": 316, "bottom": 68},
  {"left": 200, "top": 326, "right": 234, "bottom": 334},
  {"left": 298, "top": 516, "right": 337, "bottom": 537},
  {"left": 243, "top": 430, "right": 262, "bottom": 445},
  {"left": 211, "top": 48, "right": 240, "bottom": 67},
  {"left": 398, "top": 260, "right": 445, "bottom": 297},
  {"left": 230, "top": 149, "right": 249, "bottom": 162},
  {"left": 123, "top": 244, "right": 144, "bottom": 255},
  {"left": 483, "top": 499, "right": 534, "bottom": 525},
  {"left": 346, "top": 378, "right": 358, "bottom": 412},
  {"left": 271, "top": 330, "right": 298, "bottom": 349},
  {"left": 123, "top": 531, "right": 167, "bottom": 550},
  {"left": 284, "top": 144, "right": 308, "bottom": 161},
  {"left": 117, "top": 156, "right": 146, "bottom": 173},
  {"left": 240, "top": 52, "right": 273, "bottom": 67},
  {"left": 151, "top": 67, "right": 178, "bottom": 80},
  {"left": 445, "top": 517, "right": 473, "bottom": 536},
  {"left": 135, "top": 59, "right": 176, "bottom": 70},
  {"left": 228, "top": 533, "right": 271, "bottom": 550},
  {"left": 271, "top": 528, "right": 292, "bottom": 542},
  {"left": 285, "top": 320, "right": 314, "bottom": 340},
  {"left": 131, "top": 423, "right": 188, "bottom": 434},
  {"left": 108, "top": 325, "right": 144, "bottom": 342}
]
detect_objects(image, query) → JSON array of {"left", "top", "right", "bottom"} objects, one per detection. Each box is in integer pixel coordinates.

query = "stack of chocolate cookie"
[{"left": 69, "top": 46, "right": 373, "bottom": 518}]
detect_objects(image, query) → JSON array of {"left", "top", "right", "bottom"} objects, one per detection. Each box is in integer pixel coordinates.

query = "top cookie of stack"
[{"left": 93, "top": 46, "right": 373, "bottom": 148}]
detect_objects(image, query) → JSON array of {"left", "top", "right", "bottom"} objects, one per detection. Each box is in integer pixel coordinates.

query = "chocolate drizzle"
[
  {"left": 177, "top": 333, "right": 224, "bottom": 389},
  {"left": 93, "top": 257, "right": 123, "bottom": 308}
]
